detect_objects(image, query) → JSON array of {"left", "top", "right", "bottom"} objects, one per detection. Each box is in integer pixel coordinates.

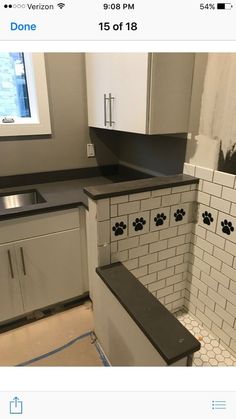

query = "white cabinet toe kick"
[{"left": 94, "top": 263, "right": 200, "bottom": 366}]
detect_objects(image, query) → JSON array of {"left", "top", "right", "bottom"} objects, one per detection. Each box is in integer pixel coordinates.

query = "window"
[
  {"left": 0, "top": 53, "right": 51, "bottom": 137},
  {"left": 0, "top": 53, "right": 31, "bottom": 119}
]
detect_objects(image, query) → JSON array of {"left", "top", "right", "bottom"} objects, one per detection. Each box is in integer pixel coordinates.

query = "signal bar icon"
[{"left": 57, "top": 3, "right": 65, "bottom": 9}]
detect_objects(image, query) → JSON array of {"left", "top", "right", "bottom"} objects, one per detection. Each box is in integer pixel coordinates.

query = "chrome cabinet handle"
[
  {"left": 20, "top": 247, "right": 27, "bottom": 276},
  {"left": 7, "top": 250, "right": 14, "bottom": 279},
  {"left": 104, "top": 93, "right": 114, "bottom": 127},
  {"left": 109, "top": 93, "right": 115, "bottom": 127},
  {"left": 104, "top": 94, "right": 108, "bottom": 126}
]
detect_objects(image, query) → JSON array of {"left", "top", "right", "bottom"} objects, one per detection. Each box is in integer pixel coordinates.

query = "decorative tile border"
[
  {"left": 170, "top": 202, "right": 193, "bottom": 227},
  {"left": 150, "top": 207, "right": 170, "bottom": 231},
  {"left": 217, "top": 212, "right": 236, "bottom": 241},
  {"left": 198, "top": 204, "right": 218, "bottom": 233},
  {"left": 111, "top": 216, "right": 128, "bottom": 241},
  {"left": 128, "top": 211, "right": 150, "bottom": 236}
]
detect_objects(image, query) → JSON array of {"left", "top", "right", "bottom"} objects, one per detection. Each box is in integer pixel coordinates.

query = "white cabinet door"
[
  {"left": 0, "top": 244, "right": 24, "bottom": 322},
  {"left": 110, "top": 54, "right": 149, "bottom": 133},
  {"left": 16, "top": 229, "right": 84, "bottom": 313},
  {"left": 86, "top": 53, "right": 112, "bottom": 129},
  {"left": 86, "top": 53, "right": 149, "bottom": 132}
]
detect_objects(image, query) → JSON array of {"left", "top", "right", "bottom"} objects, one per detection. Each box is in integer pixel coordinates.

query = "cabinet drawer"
[{"left": 0, "top": 209, "right": 80, "bottom": 244}]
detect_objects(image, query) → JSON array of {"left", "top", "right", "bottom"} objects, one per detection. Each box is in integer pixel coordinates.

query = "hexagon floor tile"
[{"left": 174, "top": 310, "right": 236, "bottom": 367}]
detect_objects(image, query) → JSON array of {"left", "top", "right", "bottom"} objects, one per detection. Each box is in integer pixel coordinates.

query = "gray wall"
[
  {"left": 117, "top": 132, "right": 187, "bottom": 175},
  {"left": 0, "top": 52, "right": 198, "bottom": 177},
  {"left": 0, "top": 53, "right": 118, "bottom": 176},
  {"left": 89, "top": 128, "right": 187, "bottom": 176}
]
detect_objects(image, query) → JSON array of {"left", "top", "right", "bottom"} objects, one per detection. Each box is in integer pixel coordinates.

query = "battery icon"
[{"left": 217, "top": 3, "right": 233, "bottom": 8}]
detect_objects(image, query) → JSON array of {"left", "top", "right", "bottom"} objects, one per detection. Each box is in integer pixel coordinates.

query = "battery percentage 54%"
[
  {"left": 200, "top": 3, "right": 233, "bottom": 9},
  {"left": 200, "top": 3, "right": 216, "bottom": 9}
]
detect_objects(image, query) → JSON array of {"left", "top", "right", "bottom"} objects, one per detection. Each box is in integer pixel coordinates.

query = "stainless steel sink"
[{"left": 0, "top": 189, "right": 46, "bottom": 210}]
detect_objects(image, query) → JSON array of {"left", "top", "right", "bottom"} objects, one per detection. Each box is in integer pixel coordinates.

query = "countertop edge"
[
  {"left": 0, "top": 201, "right": 87, "bottom": 221},
  {"left": 84, "top": 174, "right": 199, "bottom": 200}
]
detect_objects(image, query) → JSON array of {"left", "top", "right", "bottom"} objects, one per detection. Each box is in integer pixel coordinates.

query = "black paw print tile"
[
  {"left": 174, "top": 208, "right": 186, "bottom": 222},
  {"left": 202, "top": 211, "right": 214, "bottom": 226},
  {"left": 154, "top": 213, "right": 166, "bottom": 227},
  {"left": 221, "top": 220, "right": 234, "bottom": 235},
  {"left": 133, "top": 217, "right": 146, "bottom": 232},
  {"left": 112, "top": 221, "right": 127, "bottom": 236}
]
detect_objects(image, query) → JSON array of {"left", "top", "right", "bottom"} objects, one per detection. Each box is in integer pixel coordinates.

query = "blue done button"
[{"left": 10, "top": 22, "right": 37, "bottom": 31}]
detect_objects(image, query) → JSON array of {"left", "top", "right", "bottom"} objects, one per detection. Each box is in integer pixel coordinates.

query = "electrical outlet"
[
  {"left": 87, "top": 143, "right": 95, "bottom": 157},
  {"left": 187, "top": 132, "right": 192, "bottom": 140}
]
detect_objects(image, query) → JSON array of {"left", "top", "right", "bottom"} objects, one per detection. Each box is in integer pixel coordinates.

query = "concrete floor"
[{"left": 0, "top": 301, "right": 94, "bottom": 366}]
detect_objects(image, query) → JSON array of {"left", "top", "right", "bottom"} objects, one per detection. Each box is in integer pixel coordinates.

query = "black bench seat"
[{"left": 96, "top": 262, "right": 201, "bottom": 365}]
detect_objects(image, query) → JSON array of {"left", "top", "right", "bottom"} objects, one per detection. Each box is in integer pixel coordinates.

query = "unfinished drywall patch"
[{"left": 188, "top": 53, "right": 236, "bottom": 174}]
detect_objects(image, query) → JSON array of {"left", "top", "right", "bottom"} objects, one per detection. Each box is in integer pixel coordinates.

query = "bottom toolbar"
[{"left": 0, "top": 391, "right": 234, "bottom": 418}]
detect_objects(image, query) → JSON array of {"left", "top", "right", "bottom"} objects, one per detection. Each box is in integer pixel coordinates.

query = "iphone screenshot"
[{"left": 0, "top": 1, "right": 235, "bottom": 418}]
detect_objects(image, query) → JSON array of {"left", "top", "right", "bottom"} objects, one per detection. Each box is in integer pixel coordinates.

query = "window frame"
[{"left": 0, "top": 53, "right": 51, "bottom": 137}]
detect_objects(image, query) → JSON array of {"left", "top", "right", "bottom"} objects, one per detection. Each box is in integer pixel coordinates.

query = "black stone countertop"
[
  {"left": 0, "top": 170, "right": 198, "bottom": 221},
  {"left": 96, "top": 262, "right": 201, "bottom": 365},
  {"left": 0, "top": 164, "right": 151, "bottom": 221},
  {"left": 0, "top": 176, "right": 112, "bottom": 221},
  {"left": 84, "top": 173, "right": 199, "bottom": 200}
]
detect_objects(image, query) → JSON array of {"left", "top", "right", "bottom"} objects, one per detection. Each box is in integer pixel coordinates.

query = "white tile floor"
[{"left": 175, "top": 310, "right": 236, "bottom": 366}]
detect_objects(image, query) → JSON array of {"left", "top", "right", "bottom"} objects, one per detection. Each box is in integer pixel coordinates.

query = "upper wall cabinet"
[{"left": 85, "top": 53, "right": 195, "bottom": 135}]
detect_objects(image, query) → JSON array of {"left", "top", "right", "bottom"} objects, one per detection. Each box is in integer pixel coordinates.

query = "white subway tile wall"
[
  {"left": 92, "top": 164, "right": 236, "bottom": 359},
  {"left": 213, "top": 170, "right": 235, "bottom": 188},
  {"left": 184, "top": 163, "right": 236, "bottom": 357},
  {"left": 183, "top": 163, "right": 195, "bottom": 176},
  {"left": 96, "top": 187, "right": 196, "bottom": 315},
  {"left": 195, "top": 166, "right": 213, "bottom": 182}
]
